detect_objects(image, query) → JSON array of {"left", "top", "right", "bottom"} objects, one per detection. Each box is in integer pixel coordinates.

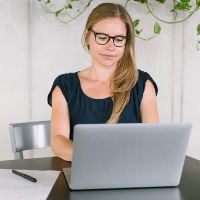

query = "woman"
[{"left": 48, "top": 3, "right": 159, "bottom": 161}]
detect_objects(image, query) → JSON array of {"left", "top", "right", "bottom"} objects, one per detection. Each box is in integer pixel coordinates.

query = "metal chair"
[{"left": 9, "top": 120, "right": 51, "bottom": 160}]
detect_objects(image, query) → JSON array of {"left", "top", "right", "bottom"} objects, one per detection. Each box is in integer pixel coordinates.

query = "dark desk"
[{"left": 0, "top": 156, "right": 200, "bottom": 200}]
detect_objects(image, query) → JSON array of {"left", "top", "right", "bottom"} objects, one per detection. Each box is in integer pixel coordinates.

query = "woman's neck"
[{"left": 88, "top": 65, "right": 116, "bottom": 83}]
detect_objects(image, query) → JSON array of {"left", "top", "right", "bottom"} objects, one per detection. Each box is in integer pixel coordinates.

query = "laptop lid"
[{"left": 64, "top": 123, "right": 191, "bottom": 190}]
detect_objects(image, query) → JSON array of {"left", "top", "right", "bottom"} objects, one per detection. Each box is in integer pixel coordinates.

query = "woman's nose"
[{"left": 106, "top": 39, "right": 115, "bottom": 50}]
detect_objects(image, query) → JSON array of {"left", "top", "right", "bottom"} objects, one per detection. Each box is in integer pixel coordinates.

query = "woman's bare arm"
[
  {"left": 141, "top": 80, "right": 159, "bottom": 123},
  {"left": 51, "top": 86, "right": 73, "bottom": 161}
]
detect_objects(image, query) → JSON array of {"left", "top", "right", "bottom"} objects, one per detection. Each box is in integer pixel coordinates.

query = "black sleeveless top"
[{"left": 48, "top": 69, "right": 158, "bottom": 140}]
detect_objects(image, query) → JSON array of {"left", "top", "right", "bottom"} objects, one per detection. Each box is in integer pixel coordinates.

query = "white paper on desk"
[{"left": 0, "top": 169, "right": 60, "bottom": 200}]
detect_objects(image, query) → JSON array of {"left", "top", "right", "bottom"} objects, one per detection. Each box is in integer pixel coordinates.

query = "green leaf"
[
  {"left": 55, "top": 8, "right": 64, "bottom": 17},
  {"left": 174, "top": 0, "right": 192, "bottom": 11},
  {"left": 155, "top": 0, "right": 167, "bottom": 4},
  {"left": 132, "top": 19, "right": 140, "bottom": 27},
  {"left": 65, "top": 3, "right": 73, "bottom": 9},
  {"left": 133, "top": 0, "right": 147, "bottom": 4},
  {"left": 196, "top": 0, "right": 200, "bottom": 7},
  {"left": 197, "top": 40, "right": 200, "bottom": 51},
  {"left": 154, "top": 22, "right": 161, "bottom": 34},
  {"left": 46, "top": 0, "right": 51, "bottom": 3},
  {"left": 197, "top": 24, "right": 200, "bottom": 35},
  {"left": 135, "top": 29, "right": 143, "bottom": 36}
]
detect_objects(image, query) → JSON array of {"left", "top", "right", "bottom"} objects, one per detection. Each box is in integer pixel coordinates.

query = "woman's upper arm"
[
  {"left": 140, "top": 80, "right": 159, "bottom": 123},
  {"left": 51, "top": 86, "right": 70, "bottom": 139}
]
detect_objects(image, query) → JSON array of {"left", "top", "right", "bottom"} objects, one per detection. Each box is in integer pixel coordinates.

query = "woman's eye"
[
  {"left": 98, "top": 35, "right": 108, "bottom": 40},
  {"left": 115, "top": 37, "right": 123, "bottom": 42}
]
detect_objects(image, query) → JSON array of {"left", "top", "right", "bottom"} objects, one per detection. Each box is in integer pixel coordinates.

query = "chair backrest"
[{"left": 9, "top": 120, "right": 51, "bottom": 160}]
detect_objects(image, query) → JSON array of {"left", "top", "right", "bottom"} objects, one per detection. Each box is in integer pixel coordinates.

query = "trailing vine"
[
  {"left": 38, "top": 0, "right": 93, "bottom": 24},
  {"left": 38, "top": 0, "right": 200, "bottom": 50}
]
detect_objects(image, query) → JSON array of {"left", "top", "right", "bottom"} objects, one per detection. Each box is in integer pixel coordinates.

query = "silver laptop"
[
  {"left": 69, "top": 187, "right": 181, "bottom": 200},
  {"left": 63, "top": 123, "right": 191, "bottom": 190}
]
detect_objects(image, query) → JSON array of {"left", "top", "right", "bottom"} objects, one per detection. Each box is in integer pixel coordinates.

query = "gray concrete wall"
[{"left": 0, "top": 0, "right": 199, "bottom": 160}]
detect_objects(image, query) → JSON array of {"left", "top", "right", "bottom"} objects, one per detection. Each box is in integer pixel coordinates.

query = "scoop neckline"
[{"left": 75, "top": 72, "right": 112, "bottom": 101}]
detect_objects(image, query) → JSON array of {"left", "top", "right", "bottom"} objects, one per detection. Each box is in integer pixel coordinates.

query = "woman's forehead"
[{"left": 92, "top": 17, "right": 127, "bottom": 35}]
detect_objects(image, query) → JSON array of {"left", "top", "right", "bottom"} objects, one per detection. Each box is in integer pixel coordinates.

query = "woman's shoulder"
[
  {"left": 136, "top": 69, "right": 158, "bottom": 95},
  {"left": 54, "top": 71, "right": 78, "bottom": 82},
  {"left": 47, "top": 71, "right": 79, "bottom": 106},
  {"left": 138, "top": 69, "right": 152, "bottom": 80},
  {"left": 52, "top": 71, "right": 79, "bottom": 94}
]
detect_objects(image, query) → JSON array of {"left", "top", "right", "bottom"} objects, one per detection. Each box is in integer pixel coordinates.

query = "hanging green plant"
[
  {"left": 38, "top": 0, "right": 93, "bottom": 24},
  {"left": 38, "top": 0, "right": 200, "bottom": 50}
]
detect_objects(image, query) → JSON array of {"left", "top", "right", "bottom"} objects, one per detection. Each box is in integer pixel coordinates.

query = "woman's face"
[{"left": 87, "top": 17, "right": 127, "bottom": 69}]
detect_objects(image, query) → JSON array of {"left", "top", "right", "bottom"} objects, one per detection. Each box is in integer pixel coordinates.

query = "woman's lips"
[{"left": 100, "top": 53, "right": 116, "bottom": 59}]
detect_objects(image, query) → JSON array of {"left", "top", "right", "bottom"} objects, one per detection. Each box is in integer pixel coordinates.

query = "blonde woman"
[{"left": 48, "top": 3, "right": 159, "bottom": 161}]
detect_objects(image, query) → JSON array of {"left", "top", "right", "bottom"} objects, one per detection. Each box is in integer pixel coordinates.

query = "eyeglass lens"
[{"left": 91, "top": 30, "right": 127, "bottom": 47}]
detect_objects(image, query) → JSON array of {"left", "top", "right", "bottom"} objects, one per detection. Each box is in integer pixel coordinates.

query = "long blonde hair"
[{"left": 82, "top": 3, "right": 138, "bottom": 123}]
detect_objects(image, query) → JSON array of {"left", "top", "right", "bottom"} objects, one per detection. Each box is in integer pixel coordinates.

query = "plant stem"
[
  {"left": 136, "top": 34, "right": 157, "bottom": 41},
  {"left": 124, "top": 0, "right": 130, "bottom": 8},
  {"left": 39, "top": 0, "right": 93, "bottom": 24},
  {"left": 57, "top": 0, "right": 93, "bottom": 24},
  {"left": 146, "top": 2, "right": 199, "bottom": 24}
]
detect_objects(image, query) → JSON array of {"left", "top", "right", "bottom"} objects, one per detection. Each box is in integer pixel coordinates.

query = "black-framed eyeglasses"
[{"left": 89, "top": 29, "right": 127, "bottom": 47}]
